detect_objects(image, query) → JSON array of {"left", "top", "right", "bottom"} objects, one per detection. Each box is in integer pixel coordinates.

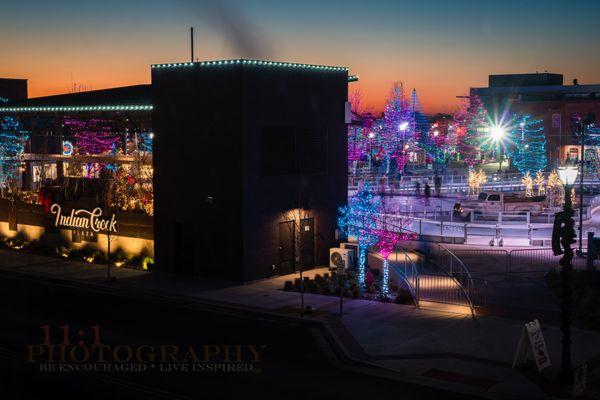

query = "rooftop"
[
  {"left": 151, "top": 58, "right": 349, "bottom": 72},
  {"left": 0, "top": 84, "right": 152, "bottom": 113}
]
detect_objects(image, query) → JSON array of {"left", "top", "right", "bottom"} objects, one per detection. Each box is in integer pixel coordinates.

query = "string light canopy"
[{"left": 151, "top": 59, "right": 349, "bottom": 72}]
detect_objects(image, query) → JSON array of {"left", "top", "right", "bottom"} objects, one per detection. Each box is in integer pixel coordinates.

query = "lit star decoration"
[{"left": 337, "top": 183, "right": 381, "bottom": 292}]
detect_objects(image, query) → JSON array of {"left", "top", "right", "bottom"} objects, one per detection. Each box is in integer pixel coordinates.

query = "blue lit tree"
[
  {"left": 585, "top": 124, "right": 600, "bottom": 176},
  {"left": 511, "top": 114, "right": 547, "bottom": 174},
  {"left": 337, "top": 183, "right": 381, "bottom": 292},
  {"left": 0, "top": 116, "right": 29, "bottom": 191},
  {"left": 139, "top": 132, "right": 153, "bottom": 153}
]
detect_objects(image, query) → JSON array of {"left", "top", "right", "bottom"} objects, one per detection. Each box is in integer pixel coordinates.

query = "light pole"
[
  {"left": 399, "top": 122, "right": 408, "bottom": 174},
  {"left": 556, "top": 166, "right": 578, "bottom": 385},
  {"left": 578, "top": 119, "right": 585, "bottom": 256}
]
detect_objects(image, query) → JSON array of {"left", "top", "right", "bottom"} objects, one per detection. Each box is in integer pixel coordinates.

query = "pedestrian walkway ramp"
[{"left": 388, "top": 244, "right": 485, "bottom": 316}]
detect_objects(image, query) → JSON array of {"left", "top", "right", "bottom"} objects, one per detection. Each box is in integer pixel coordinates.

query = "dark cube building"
[{"left": 152, "top": 60, "right": 349, "bottom": 281}]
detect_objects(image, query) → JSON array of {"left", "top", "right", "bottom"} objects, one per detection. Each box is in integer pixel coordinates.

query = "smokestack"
[{"left": 190, "top": 27, "right": 194, "bottom": 62}]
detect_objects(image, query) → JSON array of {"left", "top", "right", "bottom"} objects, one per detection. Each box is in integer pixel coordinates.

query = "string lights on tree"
[
  {"left": 64, "top": 117, "right": 121, "bottom": 155},
  {"left": 0, "top": 115, "right": 29, "bottom": 190},
  {"left": 337, "top": 183, "right": 381, "bottom": 292},
  {"left": 375, "top": 229, "right": 399, "bottom": 297},
  {"left": 511, "top": 114, "right": 547, "bottom": 175}
]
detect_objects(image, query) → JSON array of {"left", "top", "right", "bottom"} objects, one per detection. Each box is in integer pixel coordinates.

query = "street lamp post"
[
  {"left": 556, "top": 166, "right": 578, "bottom": 385},
  {"left": 577, "top": 119, "right": 586, "bottom": 256}
]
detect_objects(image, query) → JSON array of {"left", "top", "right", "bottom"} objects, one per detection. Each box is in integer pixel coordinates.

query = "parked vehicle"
[{"left": 459, "top": 192, "right": 546, "bottom": 215}]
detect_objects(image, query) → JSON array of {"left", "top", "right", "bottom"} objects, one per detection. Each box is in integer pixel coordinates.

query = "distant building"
[
  {"left": 0, "top": 78, "right": 27, "bottom": 101},
  {"left": 472, "top": 73, "right": 600, "bottom": 166}
]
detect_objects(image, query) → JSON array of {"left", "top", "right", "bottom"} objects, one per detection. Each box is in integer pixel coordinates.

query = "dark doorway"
[
  {"left": 300, "top": 218, "right": 315, "bottom": 270},
  {"left": 278, "top": 220, "right": 295, "bottom": 275}
]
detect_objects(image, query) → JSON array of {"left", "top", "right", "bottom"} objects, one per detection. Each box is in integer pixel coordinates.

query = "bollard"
[{"left": 587, "top": 231, "right": 596, "bottom": 271}]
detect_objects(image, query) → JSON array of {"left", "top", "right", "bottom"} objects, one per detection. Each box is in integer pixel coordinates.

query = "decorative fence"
[
  {"left": 349, "top": 172, "right": 600, "bottom": 195},
  {"left": 452, "top": 247, "right": 597, "bottom": 276}
]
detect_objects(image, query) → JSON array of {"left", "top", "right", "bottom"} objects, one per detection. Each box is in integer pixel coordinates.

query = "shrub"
[
  {"left": 293, "top": 278, "right": 302, "bottom": 290},
  {"left": 94, "top": 252, "right": 107, "bottom": 265},
  {"left": 394, "top": 288, "right": 414, "bottom": 305},
  {"left": 142, "top": 256, "right": 154, "bottom": 271},
  {"left": 69, "top": 247, "right": 99, "bottom": 263},
  {"left": 283, "top": 280, "right": 294, "bottom": 291},
  {"left": 5, "top": 233, "right": 29, "bottom": 250},
  {"left": 56, "top": 246, "right": 71, "bottom": 258}
]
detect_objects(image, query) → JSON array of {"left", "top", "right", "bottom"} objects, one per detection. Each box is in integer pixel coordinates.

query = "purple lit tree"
[
  {"left": 383, "top": 82, "right": 412, "bottom": 174},
  {"left": 384, "top": 82, "right": 412, "bottom": 141}
]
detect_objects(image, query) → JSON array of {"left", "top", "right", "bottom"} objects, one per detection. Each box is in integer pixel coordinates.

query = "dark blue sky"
[{"left": 2, "top": 0, "right": 599, "bottom": 112}]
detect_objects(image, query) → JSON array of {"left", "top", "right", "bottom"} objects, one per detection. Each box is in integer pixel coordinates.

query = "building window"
[
  {"left": 260, "top": 126, "right": 327, "bottom": 176},
  {"left": 32, "top": 163, "right": 57, "bottom": 183},
  {"left": 552, "top": 113, "right": 561, "bottom": 129}
]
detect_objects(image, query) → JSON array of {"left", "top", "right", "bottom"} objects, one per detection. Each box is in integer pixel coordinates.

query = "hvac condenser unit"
[
  {"left": 340, "top": 242, "right": 359, "bottom": 266},
  {"left": 329, "top": 248, "right": 354, "bottom": 271}
]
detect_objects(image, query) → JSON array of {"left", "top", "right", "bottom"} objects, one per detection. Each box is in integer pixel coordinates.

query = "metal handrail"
[
  {"left": 389, "top": 247, "right": 420, "bottom": 306},
  {"left": 436, "top": 243, "right": 473, "bottom": 282},
  {"left": 429, "top": 244, "right": 478, "bottom": 316}
]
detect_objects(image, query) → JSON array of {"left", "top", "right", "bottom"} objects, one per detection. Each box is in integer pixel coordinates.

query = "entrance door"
[
  {"left": 300, "top": 218, "right": 315, "bottom": 270},
  {"left": 278, "top": 221, "right": 295, "bottom": 275}
]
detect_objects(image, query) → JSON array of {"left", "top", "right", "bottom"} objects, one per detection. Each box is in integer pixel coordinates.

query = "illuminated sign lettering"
[{"left": 50, "top": 204, "right": 117, "bottom": 233}]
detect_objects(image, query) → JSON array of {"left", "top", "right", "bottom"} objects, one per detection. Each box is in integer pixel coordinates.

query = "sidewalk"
[{"left": 1, "top": 249, "right": 599, "bottom": 399}]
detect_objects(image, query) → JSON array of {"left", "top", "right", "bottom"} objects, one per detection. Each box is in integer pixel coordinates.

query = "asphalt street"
[{"left": 0, "top": 271, "right": 481, "bottom": 400}]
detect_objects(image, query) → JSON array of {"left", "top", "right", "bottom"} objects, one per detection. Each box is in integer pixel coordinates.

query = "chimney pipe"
[{"left": 190, "top": 27, "right": 194, "bottom": 63}]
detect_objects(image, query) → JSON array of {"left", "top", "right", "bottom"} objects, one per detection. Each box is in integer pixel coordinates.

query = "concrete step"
[{"left": 417, "top": 300, "right": 473, "bottom": 316}]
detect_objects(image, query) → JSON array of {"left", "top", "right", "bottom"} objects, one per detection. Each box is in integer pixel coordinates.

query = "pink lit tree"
[
  {"left": 375, "top": 229, "right": 400, "bottom": 297},
  {"left": 453, "top": 93, "right": 489, "bottom": 165},
  {"left": 64, "top": 117, "right": 120, "bottom": 155},
  {"left": 372, "top": 211, "right": 416, "bottom": 297}
]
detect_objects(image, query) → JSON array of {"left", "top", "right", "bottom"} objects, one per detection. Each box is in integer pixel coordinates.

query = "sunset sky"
[{"left": 2, "top": 0, "right": 599, "bottom": 114}]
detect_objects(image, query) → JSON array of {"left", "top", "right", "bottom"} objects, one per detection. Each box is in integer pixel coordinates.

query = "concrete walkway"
[{"left": 1, "top": 249, "right": 599, "bottom": 399}]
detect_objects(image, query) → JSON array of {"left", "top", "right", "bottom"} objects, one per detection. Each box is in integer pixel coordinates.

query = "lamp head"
[
  {"left": 489, "top": 125, "right": 506, "bottom": 142},
  {"left": 558, "top": 166, "right": 578, "bottom": 185}
]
